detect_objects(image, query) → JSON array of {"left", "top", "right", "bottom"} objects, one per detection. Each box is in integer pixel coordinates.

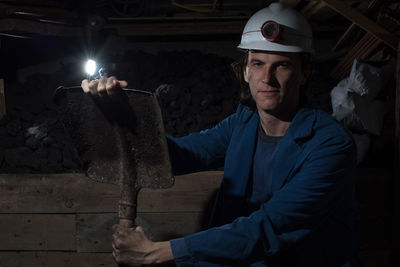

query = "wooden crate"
[
  {"left": 0, "top": 168, "right": 394, "bottom": 266},
  {"left": 0, "top": 171, "right": 222, "bottom": 266}
]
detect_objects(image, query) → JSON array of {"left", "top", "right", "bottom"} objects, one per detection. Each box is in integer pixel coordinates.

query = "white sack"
[
  {"left": 330, "top": 59, "right": 390, "bottom": 135},
  {"left": 331, "top": 78, "right": 354, "bottom": 121}
]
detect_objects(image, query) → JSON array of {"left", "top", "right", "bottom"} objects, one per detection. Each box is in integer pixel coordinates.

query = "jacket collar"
[
  {"left": 236, "top": 107, "right": 317, "bottom": 192},
  {"left": 240, "top": 106, "right": 316, "bottom": 141},
  {"left": 285, "top": 108, "right": 316, "bottom": 141}
]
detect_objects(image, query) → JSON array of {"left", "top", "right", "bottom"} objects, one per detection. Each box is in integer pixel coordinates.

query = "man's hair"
[{"left": 231, "top": 51, "right": 312, "bottom": 110}]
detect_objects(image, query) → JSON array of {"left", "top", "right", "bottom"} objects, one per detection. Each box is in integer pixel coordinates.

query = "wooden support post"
[
  {"left": 396, "top": 42, "right": 400, "bottom": 148},
  {"left": 323, "top": 0, "right": 399, "bottom": 50},
  {"left": 301, "top": 0, "right": 327, "bottom": 18},
  {"left": 331, "top": 0, "right": 381, "bottom": 52},
  {"left": 0, "top": 79, "right": 5, "bottom": 119},
  {"left": 394, "top": 41, "right": 400, "bottom": 267}
]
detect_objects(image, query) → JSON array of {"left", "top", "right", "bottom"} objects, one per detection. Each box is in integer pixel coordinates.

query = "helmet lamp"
[{"left": 261, "top": 20, "right": 281, "bottom": 42}]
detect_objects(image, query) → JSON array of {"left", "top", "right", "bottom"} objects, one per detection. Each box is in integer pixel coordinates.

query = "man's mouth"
[{"left": 259, "top": 89, "right": 279, "bottom": 94}]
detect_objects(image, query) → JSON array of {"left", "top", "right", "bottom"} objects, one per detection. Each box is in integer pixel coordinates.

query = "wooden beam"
[
  {"left": 112, "top": 20, "right": 246, "bottom": 36},
  {"left": 0, "top": 173, "right": 119, "bottom": 213},
  {"left": 356, "top": 168, "right": 393, "bottom": 209},
  {"left": 0, "top": 252, "right": 116, "bottom": 267},
  {"left": 0, "top": 18, "right": 84, "bottom": 37},
  {"left": 301, "top": 0, "right": 327, "bottom": 18},
  {"left": 330, "top": 31, "right": 382, "bottom": 80},
  {"left": 0, "top": 214, "right": 76, "bottom": 251},
  {"left": 0, "top": 171, "right": 222, "bottom": 213},
  {"left": 396, "top": 39, "right": 400, "bottom": 140},
  {"left": 323, "top": 0, "right": 399, "bottom": 49},
  {"left": 76, "top": 212, "right": 204, "bottom": 252},
  {"left": 0, "top": 0, "right": 58, "bottom": 6},
  {"left": 332, "top": 0, "right": 381, "bottom": 52},
  {"left": 394, "top": 41, "right": 400, "bottom": 267},
  {"left": 0, "top": 79, "right": 5, "bottom": 119},
  {"left": 0, "top": 212, "right": 204, "bottom": 252},
  {"left": 359, "top": 250, "right": 392, "bottom": 267},
  {"left": 139, "top": 171, "right": 221, "bottom": 212},
  {"left": 0, "top": 3, "right": 78, "bottom": 20}
]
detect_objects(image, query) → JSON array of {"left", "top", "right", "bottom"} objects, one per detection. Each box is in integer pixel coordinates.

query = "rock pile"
[{"left": 0, "top": 50, "right": 241, "bottom": 173}]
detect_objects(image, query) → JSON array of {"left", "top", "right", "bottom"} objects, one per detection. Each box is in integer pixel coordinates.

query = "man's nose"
[{"left": 261, "top": 66, "right": 275, "bottom": 84}]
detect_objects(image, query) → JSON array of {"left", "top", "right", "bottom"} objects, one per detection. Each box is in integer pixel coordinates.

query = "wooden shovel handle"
[
  {"left": 118, "top": 218, "right": 134, "bottom": 267},
  {"left": 119, "top": 218, "right": 134, "bottom": 228},
  {"left": 118, "top": 186, "right": 138, "bottom": 227}
]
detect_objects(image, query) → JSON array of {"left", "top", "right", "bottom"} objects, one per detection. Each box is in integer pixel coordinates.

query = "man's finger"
[
  {"left": 111, "top": 224, "right": 118, "bottom": 232},
  {"left": 112, "top": 250, "right": 120, "bottom": 263},
  {"left": 135, "top": 226, "right": 144, "bottom": 234},
  {"left": 97, "top": 76, "right": 107, "bottom": 94},
  {"left": 88, "top": 80, "right": 99, "bottom": 95},
  {"left": 112, "top": 240, "right": 120, "bottom": 251},
  {"left": 81, "top": 79, "right": 90, "bottom": 93},
  {"left": 112, "top": 232, "right": 118, "bottom": 242},
  {"left": 105, "top": 76, "right": 118, "bottom": 95},
  {"left": 118, "top": 80, "right": 128, "bottom": 88},
  {"left": 111, "top": 224, "right": 122, "bottom": 232}
]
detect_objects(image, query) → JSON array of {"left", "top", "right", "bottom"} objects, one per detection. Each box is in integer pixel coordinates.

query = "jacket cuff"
[{"left": 170, "top": 237, "right": 192, "bottom": 264}]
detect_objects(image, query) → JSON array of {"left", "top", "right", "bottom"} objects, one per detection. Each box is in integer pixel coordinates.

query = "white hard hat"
[{"left": 238, "top": 3, "right": 314, "bottom": 54}]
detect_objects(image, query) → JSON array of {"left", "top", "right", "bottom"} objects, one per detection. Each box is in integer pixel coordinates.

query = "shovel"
[{"left": 54, "top": 86, "right": 174, "bottom": 229}]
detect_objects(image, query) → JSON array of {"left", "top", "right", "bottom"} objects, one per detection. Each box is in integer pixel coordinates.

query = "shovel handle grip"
[
  {"left": 118, "top": 219, "right": 134, "bottom": 267},
  {"left": 118, "top": 190, "right": 137, "bottom": 228},
  {"left": 119, "top": 218, "right": 134, "bottom": 228}
]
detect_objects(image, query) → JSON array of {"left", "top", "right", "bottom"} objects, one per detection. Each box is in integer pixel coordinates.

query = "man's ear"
[
  {"left": 300, "top": 69, "right": 311, "bottom": 85},
  {"left": 243, "top": 66, "right": 249, "bottom": 83}
]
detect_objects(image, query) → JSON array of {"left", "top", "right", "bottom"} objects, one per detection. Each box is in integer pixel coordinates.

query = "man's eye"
[
  {"left": 252, "top": 62, "right": 263, "bottom": 67},
  {"left": 278, "top": 62, "right": 291, "bottom": 68}
]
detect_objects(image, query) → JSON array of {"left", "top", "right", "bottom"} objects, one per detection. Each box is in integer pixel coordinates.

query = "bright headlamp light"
[{"left": 85, "top": 59, "right": 97, "bottom": 76}]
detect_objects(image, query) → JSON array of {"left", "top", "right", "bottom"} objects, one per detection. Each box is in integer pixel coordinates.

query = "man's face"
[{"left": 243, "top": 51, "right": 309, "bottom": 117}]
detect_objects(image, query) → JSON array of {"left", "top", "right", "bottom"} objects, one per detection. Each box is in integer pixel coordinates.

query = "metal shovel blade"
[{"left": 54, "top": 87, "right": 174, "bottom": 224}]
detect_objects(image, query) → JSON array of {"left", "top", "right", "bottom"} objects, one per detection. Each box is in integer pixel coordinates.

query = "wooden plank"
[
  {"left": 136, "top": 212, "right": 204, "bottom": 241},
  {"left": 301, "top": 0, "right": 327, "bottom": 18},
  {"left": 0, "top": 214, "right": 76, "bottom": 251},
  {"left": 0, "top": 18, "right": 84, "bottom": 37},
  {"left": 0, "top": 0, "right": 59, "bottom": 6},
  {"left": 0, "top": 211, "right": 204, "bottom": 253},
  {"left": 0, "top": 3, "right": 79, "bottom": 20},
  {"left": 356, "top": 168, "right": 394, "bottom": 253},
  {"left": 0, "top": 171, "right": 222, "bottom": 213},
  {"left": 76, "top": 212, "right": 204, "bottom": 252},
  {"left": 356, "top": 168, "right": 393, "bottom": 209},
  {"left": 359, "top": 250, "right": 392, "bottom": 267},
  {"left": 397, "top": 34, "right": 400, "bottom": 140},
  {"left": 331, "top": 0, "right": 381, "bottom": 52},
  {"left": 0, "top": 78, "right": 5, "bottom": 118},
  {"left": 357, "top": 209, "right": 393, "bottom": 251},
  {"left": 0, "top": 252, "right": 117, "bottom": 267},
  {"left": 323, "top": 0, "right": 399, "bottom": 49},
  {"left": 1, "top": 168, "right": 394, "bottom": 213},
  {"left": 113, "top": 20, "right": 246, "bottom": 36},
  {"left": 330, "top": 31, "right": 381, "bottom": 80},
  {"left": 76, "top": 213, "right": 118, "bottom": 253},
  {"left": 394, "top": 41, "right": 400, "bottom": 267},
  {"left": 138, "top": 171, "right": 221, "bottom": 212},
  {"left": 0, "top": 173, "right": 120, "bottom": 213}
]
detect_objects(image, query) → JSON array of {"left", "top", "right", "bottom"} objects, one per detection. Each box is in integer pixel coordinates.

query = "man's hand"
[
  {"left": 81, "top": 76, "right": 128, "bottom": 96},
  {"left": 111, "top": 224, "right": 174, "bottom": 266}
]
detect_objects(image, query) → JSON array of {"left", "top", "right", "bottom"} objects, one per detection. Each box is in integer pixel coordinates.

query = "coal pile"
[
  {"left": 114, "top": 50, "right": 240, "bottom": 137},
  {"left": 0, "top": 50, "right": 240, "bottom": 173}
]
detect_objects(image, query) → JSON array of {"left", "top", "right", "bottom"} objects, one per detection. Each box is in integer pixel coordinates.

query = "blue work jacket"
[{"left": 167, "top": 105, "right": 358, "bottom": 266}]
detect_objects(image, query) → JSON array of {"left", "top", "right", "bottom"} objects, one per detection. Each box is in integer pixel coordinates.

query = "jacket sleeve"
[
  {"left": 180, "top": 132, "right": 357, "bottom": 264},
  {"left": 166, "top": 112, "right": 237, "bottom": 175}
]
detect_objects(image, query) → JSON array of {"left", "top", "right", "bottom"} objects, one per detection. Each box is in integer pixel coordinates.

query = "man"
[{"left": 82, "top": 3, "right": 358, "bottom": 266}]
